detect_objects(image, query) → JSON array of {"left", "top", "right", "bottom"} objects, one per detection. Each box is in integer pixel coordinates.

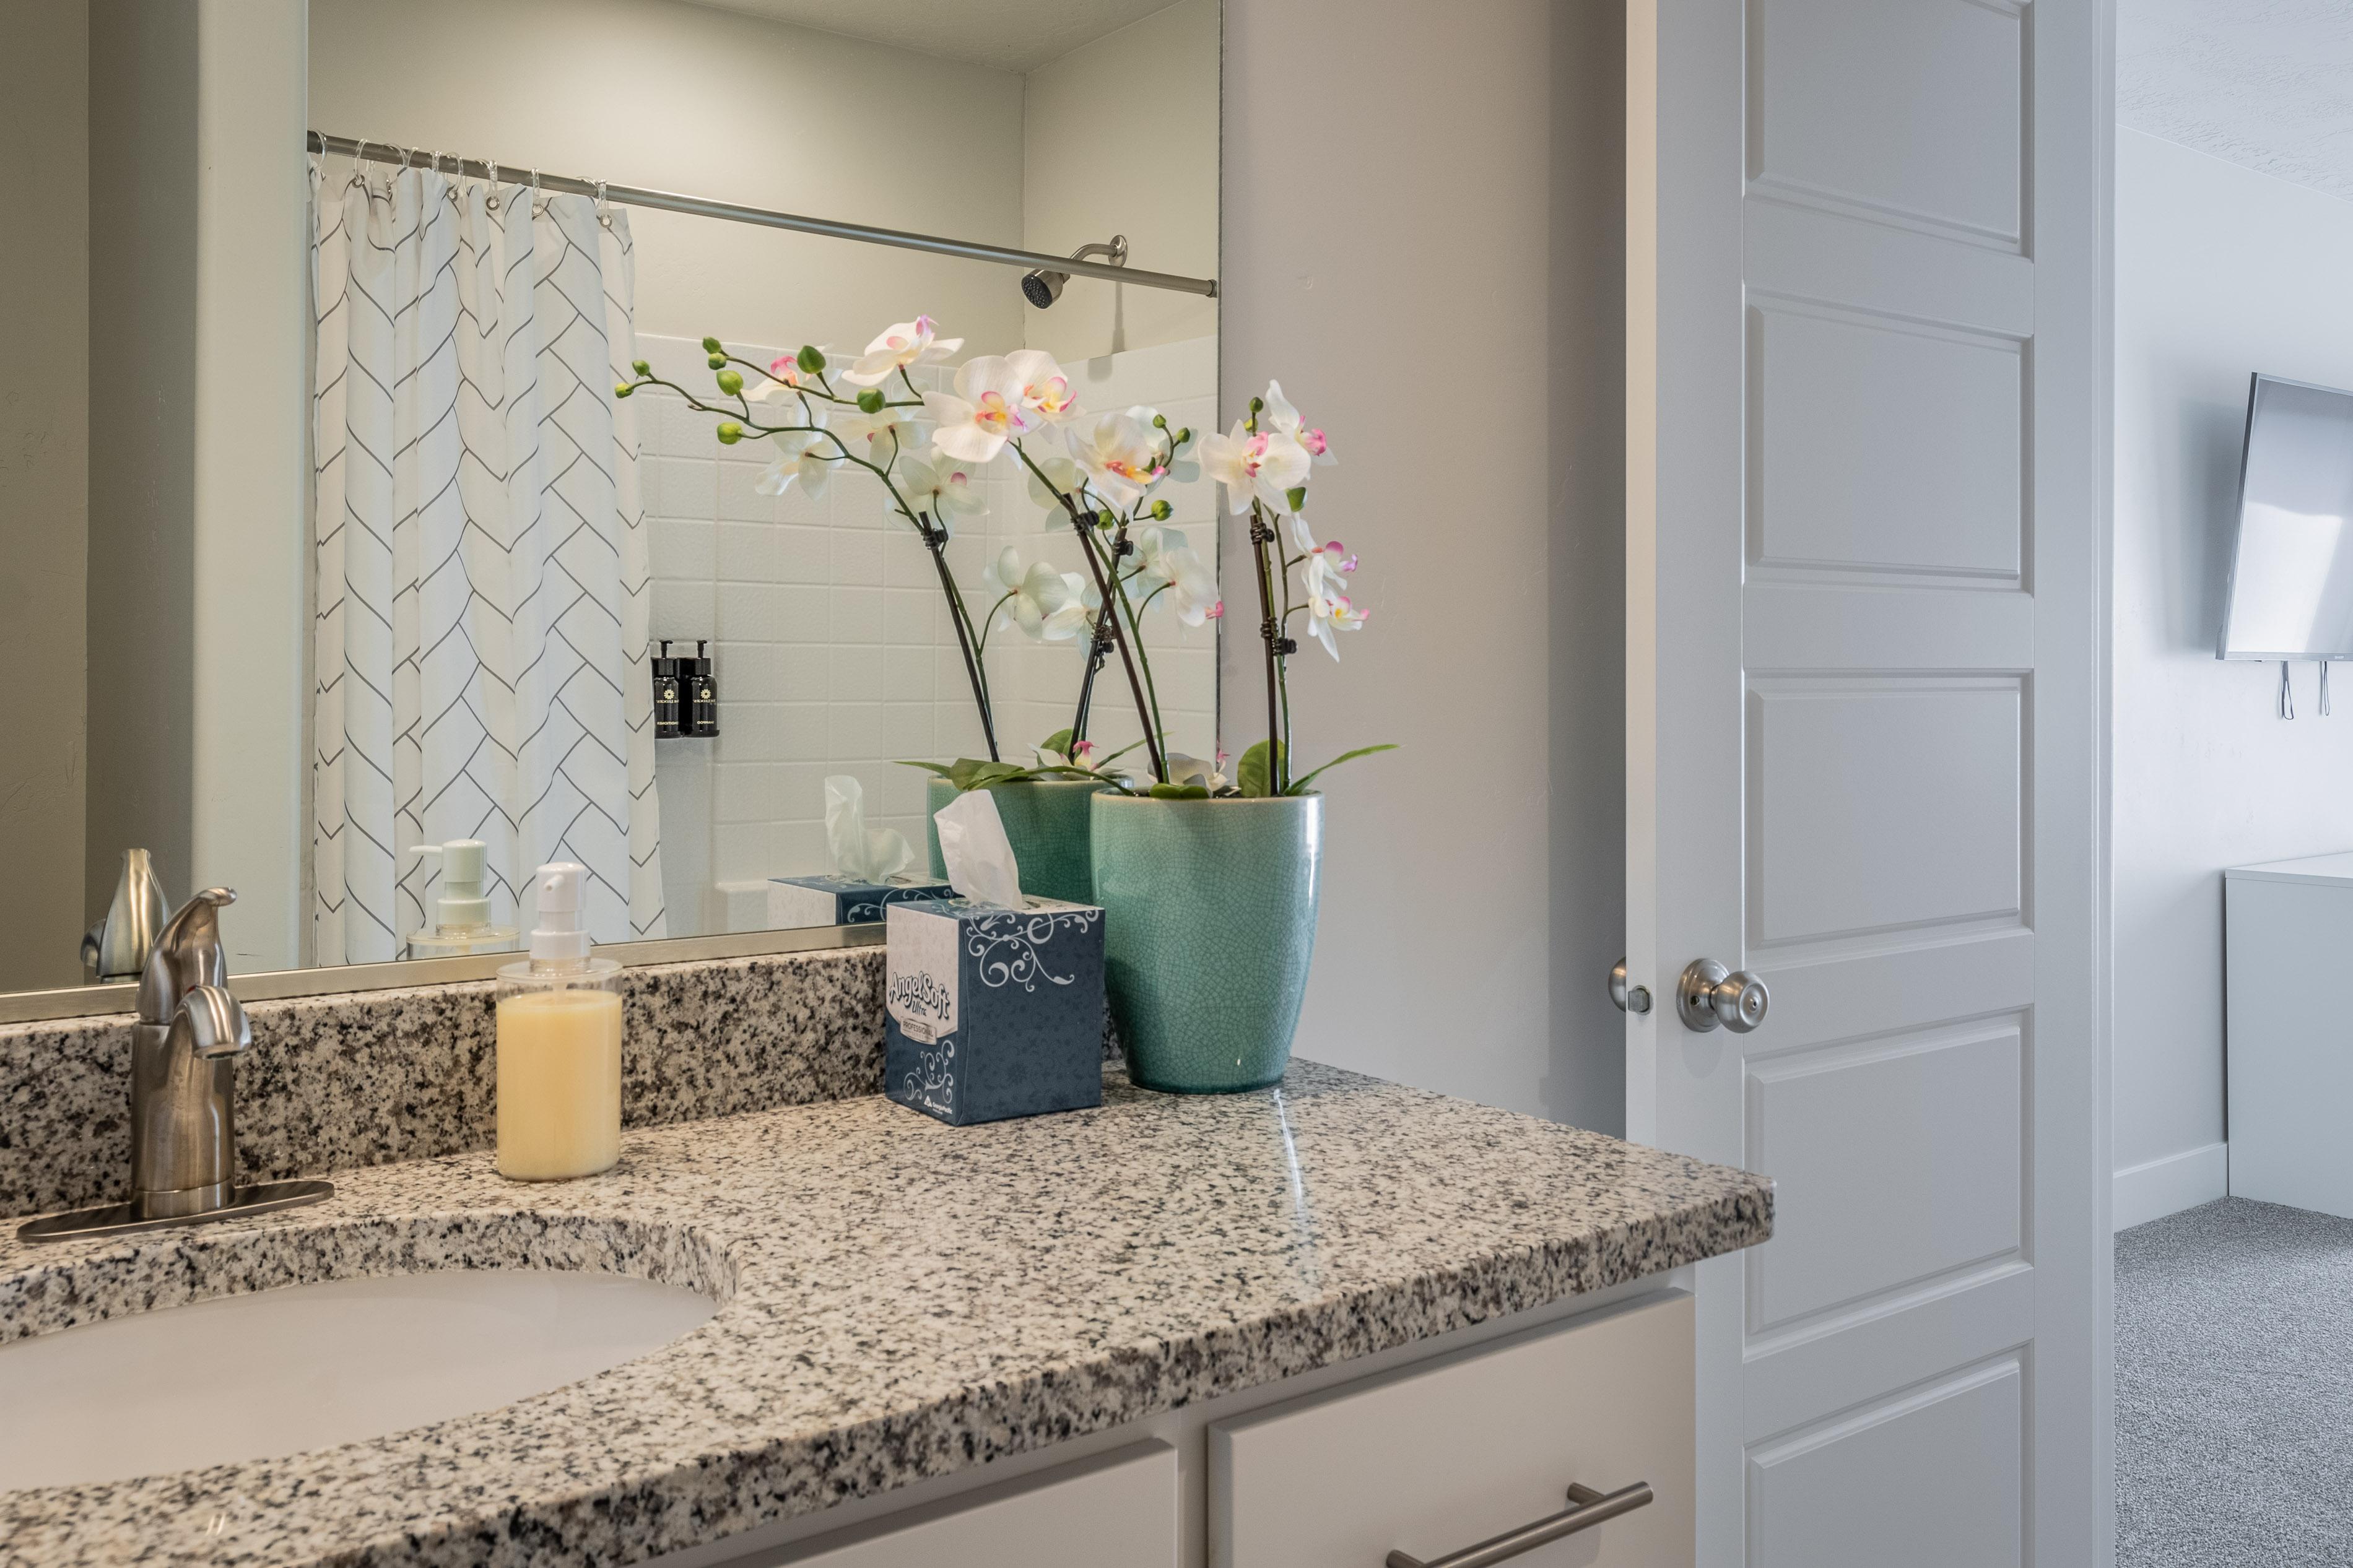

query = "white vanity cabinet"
[
  {"left": 727, "top": 1290, "right": 1694, "bottom": 1568},
  {"left": 1211, "top": 1294, "right": 1692, "bottom": 1568},
  {"left": 768, "top": 1443, "right": 1180, "bottom": 1567},
  {"left": 2225, "top": 852, "right": 2353, "bottom": 1217}
]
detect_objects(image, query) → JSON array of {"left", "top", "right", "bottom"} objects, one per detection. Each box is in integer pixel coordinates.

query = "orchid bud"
[
  {"left": 716, "top": 421, "right": 743, "bottom": 445},
  {"left": 700, "top": 336, "right": 722, "bottom": 353},
  {"left": 1175, "top": 427, "right": 1193, "bottom": 445},
  {"left": 612, "top": 382, "right": 633, "bottom": 399},
  {"left": 796, "top": 344, "right": 827, "bottom": 375},
  {"left": 1151, "top": 412, "right": 1167, "bottom": 428},
  {"left": 630, "top": 358, "right": 650, "bottom": 376},
  {"left": 856, "top": 388, "right": 885, "bottom": 414},
  {"left": 1150, "top": 499, "right": 1172, "bottom": 521},
  {"left": 1285, "top": 487, "right": 1308, "bottom": 512},
  {"left": 715, "top": 368, "right": 744, "bottom": 396},
  {"left": 707, "top": 353, "right": 726, "bottom": 370},
  {"left": 1249, "top": 396, "right": 1264, "bottom": 413}
]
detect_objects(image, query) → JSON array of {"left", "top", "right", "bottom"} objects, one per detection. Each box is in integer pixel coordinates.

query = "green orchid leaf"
[
  {"left": 946, "top": 757, "right": 992, "bottom": 790},
  {"left": 1284, "top": 743, "right": 1399, "bottom": 796},
  {"left": 1237, "top": 739, "right": 1285, "bottom": 798},
  {"left": 1040, "top": 727, "right": 1076, "bottom": 759},
  {"left": 894, "top": 760, "right": 956, "bottom": 780},
  {"left": 1148, "top": 782, "right": 1211, "bottom": 800}
]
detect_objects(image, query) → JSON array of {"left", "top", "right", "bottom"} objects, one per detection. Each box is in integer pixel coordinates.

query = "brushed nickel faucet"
[{"left": 17, "top": 889, "right": 332, "bottom": 1243}]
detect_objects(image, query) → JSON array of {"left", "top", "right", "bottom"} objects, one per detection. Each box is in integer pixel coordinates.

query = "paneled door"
[{"left": 1625, "top": 1, "right": 2110, "bottom": 1564}]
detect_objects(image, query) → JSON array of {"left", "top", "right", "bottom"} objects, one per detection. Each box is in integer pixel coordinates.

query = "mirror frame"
[{"left": 0, "top": 922, "right": 885, "bottom": 1026}]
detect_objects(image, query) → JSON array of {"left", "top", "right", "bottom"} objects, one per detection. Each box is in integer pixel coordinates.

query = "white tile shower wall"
[{"left": 635, "top": 332, "right": 1216, "bottom": 934}]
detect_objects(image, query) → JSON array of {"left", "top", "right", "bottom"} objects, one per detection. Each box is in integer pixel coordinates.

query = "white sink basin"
[{"left": 0, "top": 1268, "right": 716, "bottom": 1489}]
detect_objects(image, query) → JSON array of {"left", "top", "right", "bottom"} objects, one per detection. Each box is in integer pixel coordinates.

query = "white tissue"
[
  {"left": 824, "top": 775, "right": 913, "bottom": 883},
  {"left": 933, "top": 787, "right": 1026, "bottom": 909}
]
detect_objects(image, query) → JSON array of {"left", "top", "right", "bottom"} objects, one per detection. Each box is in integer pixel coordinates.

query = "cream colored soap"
[
  {"left": 494, "top": 860, "right": 624, "bottom": 1182},
  {"left": 494, "top": 989, "right": 622, "bottom": 1180}
]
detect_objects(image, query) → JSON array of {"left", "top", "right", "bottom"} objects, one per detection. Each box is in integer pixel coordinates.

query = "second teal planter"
[
  {"left": 1089, "top": 792, "right": 1323, "bottom": 1093},
  {"left": 925, "top": 776, "right": 1108, "bottom": 906}
]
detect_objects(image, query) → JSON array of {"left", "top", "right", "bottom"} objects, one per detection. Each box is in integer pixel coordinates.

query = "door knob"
[
  {"left": 1609, "top": 958, "right": 1651, "bottom": 1015},
  {"left": 1676, "top": 959, "right": 1768, "bottom": 1033}
]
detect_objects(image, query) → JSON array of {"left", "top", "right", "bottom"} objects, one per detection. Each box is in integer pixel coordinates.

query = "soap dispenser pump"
[
  {"left": 494, "top": 863, "right": 624, "bottom": 1180},
  {"left": 404, "top": 839, "right": 520, "bottom": 958}
]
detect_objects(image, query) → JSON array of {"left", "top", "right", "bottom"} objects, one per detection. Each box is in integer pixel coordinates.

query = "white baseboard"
[{"left": 2112, "top": 1141, "right": 2229, "bottom": 1232}]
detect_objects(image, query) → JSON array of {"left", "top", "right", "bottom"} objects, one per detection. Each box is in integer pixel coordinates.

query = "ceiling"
[
  {"left": 680, "top": 0, "right": 1181, "bottom": 72},
  {"left": 2118, "top": 0, "right": 2353, "bottom": 202}
]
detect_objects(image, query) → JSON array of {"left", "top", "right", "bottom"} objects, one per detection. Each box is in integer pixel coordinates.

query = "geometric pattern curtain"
[{"left": 310, "top": 164, "right": 664, "bottom": 963}]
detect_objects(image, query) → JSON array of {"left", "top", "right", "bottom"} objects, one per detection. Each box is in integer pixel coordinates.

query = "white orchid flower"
[
  {"left": 835, "top": 406, "right": 918, "bottom": 467},
  {"left": 988, "top": 548, "right": 1091, "bottom": 642},
  {"left": 1163, "top": 546, "right": 1221, "bottom": 626},
  {"left": 1259, "top": 380, "right": 1335, "bottom": 466},
  {"left": 898, "top": 454, "right": 986, "bottom": 534},
  {"left": 1300, "top": 537, "right": 1357, "bottom": 600},
  {"left": 924, "top": 355, "right": 1040, "bottom": 464},
  {"left": 755, "top": 427, "right": 838, "bottom": 500},
  {"left": 1129, "top": 529, "right": 1221, "bottom": 625},
  {"left": 1305, "top": 583, "right": 1368, "bottom": 659},
  {"left": 1035, "top": 737, "right": 1105, "bottom": 772},
  {"left": 840, "top": 315, "right": 962, "bottom": 388},
  {"left": 1199, "top": 417, "right": 1311, "bottom": 514},
  {"left": 1133, "top": 525, "right": 1190, "bottom": 584},
  {"left": 1164, "top": 751, "right": 1230, "bottom": 792},
  {"left": 1024, "top": 442, "right": 1085, "bottom": 516},
  {"left": 1006, "top": 349, "right": 1081, "bottom": 423},
  {"left": 1066, "top": 409, "right": 1168, "bottom": 511}
]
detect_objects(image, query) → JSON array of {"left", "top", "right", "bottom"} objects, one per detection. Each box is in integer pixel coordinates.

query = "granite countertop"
[{"left": 0, "top": 1062, "right": 1772, "bottom": 1568}]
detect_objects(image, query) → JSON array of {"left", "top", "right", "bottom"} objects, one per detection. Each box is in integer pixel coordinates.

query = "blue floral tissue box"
[
  {"left": 884, "top": 897, "right": 1105, "bottom": 1125},
  {"left": 768, "top": 873, "right": 955, "bottom": 929}
]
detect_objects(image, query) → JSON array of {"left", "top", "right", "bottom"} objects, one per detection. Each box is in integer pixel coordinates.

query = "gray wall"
[
  {"left": 2112, "top": 127, "right": 2353, "bottom": 1218},
  {"left": 0, "top": 1, "right": 91, "bottom": 992},
  {"left": 1220, "top": 0, "right": 1627, "bottom": 1131},
  {"left": 85, "top": 0, "right": 199, "bottom": 933}
]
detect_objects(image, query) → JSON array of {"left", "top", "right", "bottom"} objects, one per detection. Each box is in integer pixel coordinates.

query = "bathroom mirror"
[{"left": 0, "top": 0, "right": 1218, "bottom": 1006}]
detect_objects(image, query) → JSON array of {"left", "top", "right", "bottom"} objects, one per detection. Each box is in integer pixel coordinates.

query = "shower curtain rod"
[{"left": 308, "top": 131, "right": 1218, "bottom": 298}]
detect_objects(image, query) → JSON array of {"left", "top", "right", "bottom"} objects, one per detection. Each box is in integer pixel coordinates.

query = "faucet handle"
[{"left": 137, "top": 888, "right": 237, "bottom": 1026}]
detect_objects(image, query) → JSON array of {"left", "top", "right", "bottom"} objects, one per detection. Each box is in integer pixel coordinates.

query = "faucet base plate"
[{"left": 15, "top": 1179, "right": 334, "bottom": 1245}]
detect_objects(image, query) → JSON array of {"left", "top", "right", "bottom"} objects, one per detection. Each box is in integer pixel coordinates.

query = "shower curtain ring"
[
  {"left": 485, "top": 158, "right": 501, "bottom": 210},
  {"left": 594, "top": 179, "right": 611, "bottom": 227}
]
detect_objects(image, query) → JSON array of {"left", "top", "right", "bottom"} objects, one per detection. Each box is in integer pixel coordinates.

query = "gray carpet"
[{"left": 2119, "top": 1197, "right": 2353, "bottom": 1566}]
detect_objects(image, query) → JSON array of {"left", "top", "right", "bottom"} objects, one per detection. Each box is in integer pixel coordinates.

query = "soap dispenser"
[
  {"left": 404, "top": 839, "right": 520, "bottom": 958},
  {"left": 494, "top": 862, "right": 624, "bottom": 1180}
]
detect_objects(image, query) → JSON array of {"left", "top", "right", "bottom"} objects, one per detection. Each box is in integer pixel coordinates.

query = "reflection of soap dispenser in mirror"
[
  {"left": 404, "top": 839, "right": 520, "bottom": 958},
  {"left": 495, "top": 862, "right": 624, "bottom": 1180}
]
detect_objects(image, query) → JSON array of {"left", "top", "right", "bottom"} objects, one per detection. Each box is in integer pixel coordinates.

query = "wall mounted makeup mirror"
[{"left": 1, "top": 0, "right": 1219, "bottom": 1018}]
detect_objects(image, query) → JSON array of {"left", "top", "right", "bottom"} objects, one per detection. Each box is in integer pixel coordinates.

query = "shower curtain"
[{"left": 310, "top": 164, "right": 666, "bottom": 963}]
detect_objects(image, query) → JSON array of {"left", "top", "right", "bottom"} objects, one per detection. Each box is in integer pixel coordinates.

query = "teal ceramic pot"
[
  {"left": 925, "top": 776, "right": 1108, "bottom": 905},
  {"left": 1089, "top": 792, "right": 1323, "bottom": 1093}
]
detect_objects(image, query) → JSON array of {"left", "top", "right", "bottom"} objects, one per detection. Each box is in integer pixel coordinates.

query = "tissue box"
[
  {"left": 768, "top": 873, "right": 955, "bottom": 929},
  {"left": 884, "top": 897, "right": 1106, "bottom": 1125}
]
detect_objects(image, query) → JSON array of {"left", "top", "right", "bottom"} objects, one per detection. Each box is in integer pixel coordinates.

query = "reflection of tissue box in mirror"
[
  {"left": 767, "top": 873, "right": 955, "bottom": 929},
  {"left": 885, "top": 898, "right": 1106, "bottom": 1125}
]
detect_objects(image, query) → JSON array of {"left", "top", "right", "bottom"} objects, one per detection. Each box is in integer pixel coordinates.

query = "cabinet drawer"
[
  {"left": 773, "top": 1441, "right": 1178, "bottom": 1567},
  {"left": 1210, "top": 1294, "right": 1694, "bottom": 1568}
]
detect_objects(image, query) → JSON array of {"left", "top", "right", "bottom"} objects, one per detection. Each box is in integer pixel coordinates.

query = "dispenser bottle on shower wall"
[{"left": 494, "top": 863, "right": 624, "bottom": 1180}]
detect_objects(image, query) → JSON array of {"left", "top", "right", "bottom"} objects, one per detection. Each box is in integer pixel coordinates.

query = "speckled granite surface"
[
  {"left": 0, "top": 945, "right": 885, "bottom": 1220},
  {"left": 0, "top": 1061, "right": 1771, "bottom": 1568}
]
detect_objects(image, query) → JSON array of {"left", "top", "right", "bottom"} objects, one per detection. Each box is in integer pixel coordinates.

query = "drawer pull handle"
[{"left": 1384, "top": 1480, "right": 1655, "bottom": 1568}]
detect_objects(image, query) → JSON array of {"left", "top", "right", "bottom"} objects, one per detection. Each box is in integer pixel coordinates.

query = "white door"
[{"left": 1625, "top": 1, "right": 2110, "bottom": 1565}]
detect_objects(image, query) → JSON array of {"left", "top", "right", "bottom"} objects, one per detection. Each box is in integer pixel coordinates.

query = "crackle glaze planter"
[
  {"left": 1089, "top": 792, "right": 1323, "bottom": 1093},
  {"left": 925, "top": 776, "right": 1108, "bottom": 905}
]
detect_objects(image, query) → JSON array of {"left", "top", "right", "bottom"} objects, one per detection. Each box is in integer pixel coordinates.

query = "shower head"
[{"left": 1022, "top": 235, "right": 1129, "bottom": 310}]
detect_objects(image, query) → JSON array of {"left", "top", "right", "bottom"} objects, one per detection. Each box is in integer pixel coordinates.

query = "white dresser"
[{"left": 2225, "top": 851, "right": 2353, "bottom": 1217}]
